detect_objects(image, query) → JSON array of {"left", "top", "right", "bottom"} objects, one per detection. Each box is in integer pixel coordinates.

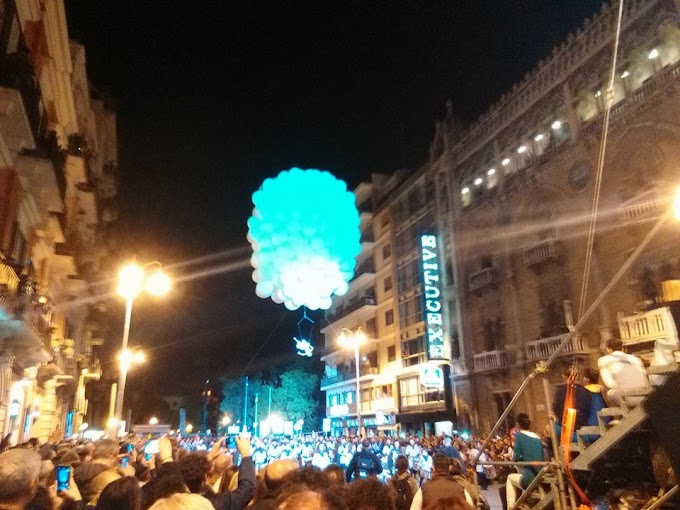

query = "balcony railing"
[
  {"left": 619, "top": 190, "right": 662, "bottom": 224},
  {"left": 469, "top": 267, "right": 496, "bottom": 293},
  {"left": 473, "top": 349, "right": 508, "bottom": 372},
  {"left": 523, "top": 239, "right": 559, "bottom": 267},
  {"left": 618, "top": 307, "right": 674, "bottom": 347},
  {"left": 525, "top": 334, "right": 587, "bottom": 361},
  {"left": 326, "top": 294, "right": 377, "bottom": 322},
  {"left": 320, "top": 366, "right": 378, "bottom": 388}
]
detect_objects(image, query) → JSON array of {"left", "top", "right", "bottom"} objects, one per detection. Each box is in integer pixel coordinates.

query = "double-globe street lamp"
[
  {"left": 114, "top": 262, "right": 171, "bottom": 431},
  {"left": 338, "top": 327, "right": 367, "bottom": 437}
]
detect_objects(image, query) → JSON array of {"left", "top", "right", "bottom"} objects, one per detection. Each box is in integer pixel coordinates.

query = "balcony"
[
  {"left": 619, "top": 190, "right": 662, "bottom": 225},
  {"left": 468, "top": 267, "right": 496, "bottom": 293},
  {"left": 525, "top": 333, "right": 587, "bottom": 361},
  {"left": 325, "top": 294, "right": 377, "bottom": 322},
  {"left": 618, "top": 307, "right": 675, "bottom": 348},
  {"left": 320, "top": 365, "right": 379, "bottom": 389},
  {"left": 523, "top": 239, "right": 559, "bottom": 267},
  {"left": 473, "top": 349, "right": 508, "bottom": 372}
]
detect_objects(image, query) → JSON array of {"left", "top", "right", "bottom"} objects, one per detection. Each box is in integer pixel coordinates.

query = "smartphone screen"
[
  {"left": 127, "top": 443, "right": 134, "bottom": 453},
  {"left": 120, "top": 457, "right": 129, "bottom": 468},
  {"left": 56, "top": 465, "right": 71, "bottom": 492},
  {"left": 145, "top": 452, "right": 152, "bottom": 461},
  {"left": 144, "top": 439, "right": 159, "bottom": 454}
]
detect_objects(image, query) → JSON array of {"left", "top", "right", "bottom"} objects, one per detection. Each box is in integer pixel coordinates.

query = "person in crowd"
[
  {"left": 345, "top": 477, "right": 395, "bottom": 510},
  {"left": 251, "top": 459, "right": 298, "bottom": 510},
  {"left": 598, "top": 337, "right": 650, "bottom": 406},
  {"left": 438, "top": 436, "right": 465, "bottom": 470},
  {"left": 389, "top": 455, "right": 418, "bottom": 510},
  {"left": 468, "top": 442, "right": 490, "bottom": 490},
  {"left": 345, "top": 439, "right": 382, "bottom": 482},
  {"left": 421, "top": 494, "right": 474, "bottom": 510},
  {"left": 275, "top": 489, "right": 347, "bottom": 510},
  {"left": 506, "top": 413, "right": 544, "bottom": 510},
  {"left": 96, "top": 476, "right": 142, "bottom": 510},
  {"left": 73, "top": 438, "right": 128, "bottom": 507},
  {"left": 0, "top": 448, "right": 42, "bottom": 509},
  {"left": 409, "top": 453, "right": 472, "bottom": 510},
  {"left": 551, "top": 366, "right": 592, "bottom": 440},
  {"left": 449, "top": 458, "right": 486, "bottom": 510},
  {"left": 418, "top": 449, "right": 433, "bottom": 482},
  {"left": 323, "top": 465, "right": 346, "bottom": 492},
  {"left": 312, "top": 443, "right": 332, "bottom": 470},
  {"left": 177, "top": 435, "right": 255, "bottom": 510},
  {"left": 148, "top": 493, "right": 215, "bottom": 510}
]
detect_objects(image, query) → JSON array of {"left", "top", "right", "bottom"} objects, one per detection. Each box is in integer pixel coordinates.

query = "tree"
[
  {"left": 270, "top": 363, "right": 321, "bottom": 432},
  {"left": 220, "top": 374, "right": 265, "bottom": 430}
]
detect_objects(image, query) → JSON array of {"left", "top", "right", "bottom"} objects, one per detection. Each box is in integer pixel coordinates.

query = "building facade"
[
  {"left": 319, "top": 0, "right": 680, "bottom": 438},
  {"left": 0, "top": 0, "right": 117, "bottom": 444},
  {"left": 439, "top": 0, "right": 680, "bottom": 434}
]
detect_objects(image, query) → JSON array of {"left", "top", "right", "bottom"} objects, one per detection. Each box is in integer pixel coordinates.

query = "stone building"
[
  {"left": 0, "top": 0, "right": 117, "bottom": 443},
  {"left": 436, "top": 0, "right": 680, "bottom": 433}
]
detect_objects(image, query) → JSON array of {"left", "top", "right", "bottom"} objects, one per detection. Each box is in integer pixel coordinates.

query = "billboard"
[{"left": 421, "top": 234, "right": 446, "bottom": 360}]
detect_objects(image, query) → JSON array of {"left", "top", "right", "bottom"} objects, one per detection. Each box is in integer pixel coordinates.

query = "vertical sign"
[{"left": 421, "top": 234, "right": 445, "bottom": 360}]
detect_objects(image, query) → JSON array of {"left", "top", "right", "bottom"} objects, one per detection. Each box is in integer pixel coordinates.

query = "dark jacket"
[
  {"left": 73, "top": 461, "right": 114, "bottom": 505},
  {"left": 421, "top": 474, "right": 466, "bottom": 508},
  {"left": 552, "top": 383, "right": 592, "bottom": 429},
  {"left": 345, "top": 450, "right": 382, "bottom": 482},
  {"left": 204, "top": 457, "right": 256, "bottom": 510}
]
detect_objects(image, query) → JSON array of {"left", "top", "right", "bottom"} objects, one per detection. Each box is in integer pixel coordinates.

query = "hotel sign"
[{"left": 421, "top": 234, "right": 446, "bottom": 360}]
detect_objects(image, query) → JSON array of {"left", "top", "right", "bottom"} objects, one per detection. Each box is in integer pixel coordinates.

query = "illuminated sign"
[
  {"left": 420, "top": 366, "right": 444, "bottom": 388},
  {"left": 421, "top": 234, "right": 446, "bottom": 360}
]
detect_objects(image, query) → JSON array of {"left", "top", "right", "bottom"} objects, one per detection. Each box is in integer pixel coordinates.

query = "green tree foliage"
[{"left": 219, "top": 360, "right": 322, "bottom": 432}]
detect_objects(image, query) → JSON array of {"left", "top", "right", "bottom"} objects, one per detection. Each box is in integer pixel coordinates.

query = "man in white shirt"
[{"left": 597, "top": 337, "right": 649, "bottom": 406}]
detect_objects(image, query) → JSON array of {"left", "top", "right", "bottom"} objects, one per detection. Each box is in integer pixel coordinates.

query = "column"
[
  {"left": 35, "top": 378, "right": 57, "bottom": 443},
  {"left": 0, "top": 356, "right": 14, "bottom": 438}
]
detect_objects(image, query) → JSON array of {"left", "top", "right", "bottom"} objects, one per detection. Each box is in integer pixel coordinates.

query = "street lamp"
[
  {"left": 149, "top": 417, "right": 159, "bottom": 425},
  {"left": 338, "top": 327, "right": 367, "bottom": 437},
  {"left": 114, "top": 262, "right": 171, "bottom": 430}
]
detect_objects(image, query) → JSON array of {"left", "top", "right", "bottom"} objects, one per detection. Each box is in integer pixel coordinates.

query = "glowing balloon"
[{"left": 247, "top": 168, "right": 361, "bottom": 310}]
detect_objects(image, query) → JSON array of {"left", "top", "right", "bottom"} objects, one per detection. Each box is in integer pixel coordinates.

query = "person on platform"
[
  {"left": 505, "top": 413, "right": 544, "bottom": 510},
  {"left": 598, "top": 337, "right": 650, "bottom": 406},
  {"left": 551, "top": 367, "right": 591, "bottom": 440}
]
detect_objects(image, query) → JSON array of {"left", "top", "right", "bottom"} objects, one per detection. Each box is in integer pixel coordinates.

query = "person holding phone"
[{"left": 52, "top": 465, "right": 82, "bottom": 507}]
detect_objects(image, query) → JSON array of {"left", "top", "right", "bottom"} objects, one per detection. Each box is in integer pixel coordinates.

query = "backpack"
[
  {"left": 356, "top": 452, "right": 375, "bottom": 478},
  {"left": 392, "top": 476, "right": 414, "bottom": 510}
]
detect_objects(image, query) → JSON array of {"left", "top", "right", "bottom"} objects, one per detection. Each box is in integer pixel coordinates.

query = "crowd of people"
[
  {"left": 0, "top": 337, "right": 662, "bottom": 510},
  {"left": 0, "top": 428, "right": 509, "bottom": 510}
]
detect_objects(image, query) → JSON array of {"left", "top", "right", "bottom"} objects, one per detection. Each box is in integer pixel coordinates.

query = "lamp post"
[
  {"left": 113, "top": 262, "right": 171, "bottom": 432},
  {"left": 338, "top": 327, "right": 367, "bottom": 437}
]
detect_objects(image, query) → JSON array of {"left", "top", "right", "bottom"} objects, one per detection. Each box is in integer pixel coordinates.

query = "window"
[
  {"left": 383, "top": 276, "right": 393, "bottom": 293},
  {"left": 401, "top": 336, "right": 425, "bottom": 367},
  {"left": 382, "top": 243, "right": 391, "bottom": 259},
  {"left": 365, "top": 318, "right": 376, "bottom": 336},
  {"left": 346, "top": 391, "right": 354, "bottom": 404},
  {"left": 381, "top": 215, "right": 390, "bottom": 228},
  {"left": 387, "top": 345, "right": 396, "bottom": 362},
  {"left": 385, "top": 310, "right": 394, "bottom": 326}
]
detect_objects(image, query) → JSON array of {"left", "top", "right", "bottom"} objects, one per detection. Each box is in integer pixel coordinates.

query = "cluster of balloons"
[{"left": 247, "top": 168, "right": 362, "bottom": 310}]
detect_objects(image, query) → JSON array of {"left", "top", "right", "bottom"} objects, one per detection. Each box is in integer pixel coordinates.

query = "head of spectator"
[
  {"left": 38, "top": 460, "right": 54, "bottom": 487},
  {"left": 89, "top": 469, "right": 123, "bottom": 506},
  {"left": 96, "top": 476, "right": 142, "bottom": 510},
  {"left": 148, "top": 492, "right": 214, "bottom": 510},
  {"left": 395, "top": 454, "right": 409, "bottom": 475},
  {"left": 517, "top": 413, "right": 532, "bottom": 431},
  {"left": 179, "top": 452, "right": 211, "bottom": 494},
  {"left": 54, "top": 447, "right": 81, "bottom": 467},
  {"left": 583, "top": 366, "right": 601, "bottom": 386},
  {"left": 0, "top": 448, "right": 42, "bottom": 508},
  {"left": 345, "top": 477, "right": 395, "bottom": 510},
  {"left": 605, "top": 337, "right": 624, "bottom": 354},
  {"left": 361, "top": 438, "right": 371, "bottom": 450},
  {"left": 432, "top": 453, "right": 451, "bottom": 475},
  {"left": 92, "top": 438, "right": 120, "bottom": 468},
  {"left": 78, "top": 443, "right": 95, "bottom": 464},
  {"left": 424, "top": 494, "right": 474, "bottom": 510},
  {"left": 323, "top": 464, "right": 346, "bottom": 490},
  {"left": 280, "top": 465, "right": 330, "bottom": 493},
  {"left": 276, "top": 488, "right": 348, "bottom": 510},
  {"left": 443, "top": 436, "right": 453, "bottom": 447},
  {"left": 266, "top": 459, "right": 302, "bottom": 492}
]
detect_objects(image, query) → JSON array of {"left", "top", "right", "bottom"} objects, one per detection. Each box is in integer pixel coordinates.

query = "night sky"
[{"left": 63, "top": 1, "right": 604, "bottom": 397}]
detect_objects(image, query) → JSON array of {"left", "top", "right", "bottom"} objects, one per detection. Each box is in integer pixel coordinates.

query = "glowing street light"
[
  {"left": 185, "top": 423, "right": 193, "bottom": 434},
  {"left": 338, "top": 327, "right": 367, "bottom": 437},
  {"left": 113, "top": 261, "right": 171, "bottom": 433},
  {"left": 221, "top": 415, "right": 231, "bottom": 427},
  {"left": 149, "top": 417, "right": 159, "bottom": 425}
]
